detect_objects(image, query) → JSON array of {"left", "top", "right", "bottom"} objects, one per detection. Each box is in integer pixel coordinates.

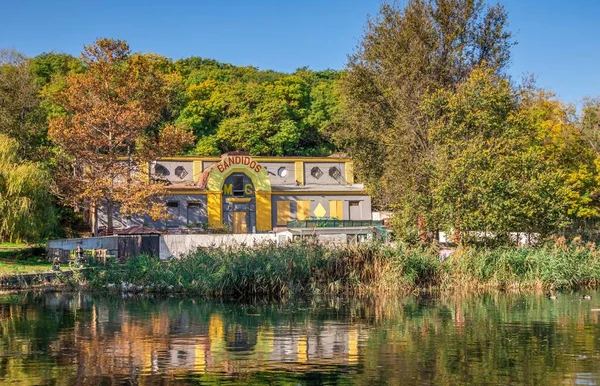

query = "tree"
[
  {"left": 175, "top": 61, "right": 339, "bottom": 156},
  {"left": 0, "top": 134, "right": 56, "bottom": 242},
  {"left": 336, "top": 0, "right": 514, "bottom": 239},
  {"left": 0, "top": 50, "right": 48, "bottom": 161},
  {"left": 424, "top": 69, "right": 589, "bottom": 241},
  {"left": 48, "top": 39, "right": 193, "bottom": 234}
]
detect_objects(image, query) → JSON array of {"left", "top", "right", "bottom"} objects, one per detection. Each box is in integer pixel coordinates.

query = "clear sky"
[{"left": 1, "top": 0, "right": 599, "bottom": 105}]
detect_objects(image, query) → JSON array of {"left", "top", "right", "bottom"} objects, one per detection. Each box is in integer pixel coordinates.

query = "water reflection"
[{"left": 1, "top": 292, "right": 600, "bottom": 384}]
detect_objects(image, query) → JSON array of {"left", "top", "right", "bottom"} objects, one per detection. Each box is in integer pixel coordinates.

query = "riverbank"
[
  {"left": 81, "top": 240, "right": 600, "bottom": 297},
  {"left": 3, "top": 240, "right": 599, "bottom": 295}
]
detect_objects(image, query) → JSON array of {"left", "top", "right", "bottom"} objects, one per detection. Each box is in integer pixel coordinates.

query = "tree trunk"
[
  {"left": 107, "top": 199, "right": 114, "bottom": 235},
  {"left": 91, "top": 204, "right": 99, "bottom": 237}
]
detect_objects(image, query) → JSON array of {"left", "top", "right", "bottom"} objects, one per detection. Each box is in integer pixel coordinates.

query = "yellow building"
[{"left": 100, "top": 152, "right": 372, "bottom": 234}]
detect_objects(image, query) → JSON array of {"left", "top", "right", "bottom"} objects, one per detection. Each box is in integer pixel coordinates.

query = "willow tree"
[
  {"left": 48, "top": 39, "right": 193, "bottom": 234},
  {"left": 336, "top": 0, "right": 514, "bottom": 240},
  {"left": 0, "top": 135, "right": 56, "bottom": 242}
]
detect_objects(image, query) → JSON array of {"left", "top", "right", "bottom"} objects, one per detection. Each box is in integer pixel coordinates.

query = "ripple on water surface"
[{"left": 0, "top": 292, "right": 600, "bottom": 384}]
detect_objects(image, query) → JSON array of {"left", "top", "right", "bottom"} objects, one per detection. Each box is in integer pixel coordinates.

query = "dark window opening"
[
  {"left": 329, "top": 166, "right": 342, "bottom": 180},
  {"left": 311, "top": 167, "right": 323, "bottom": 179},
  {"left": 233, "top": 175, "right": 244, "bottom": 197},
  {"left": 174, "top": 166, "right": 188, "bottom": 179},
  {"left": 154, "top": 164, "right": 169, "bottom": 176},
  {"left": 166, "top": 201, "right": 179, "bottom": 228}
]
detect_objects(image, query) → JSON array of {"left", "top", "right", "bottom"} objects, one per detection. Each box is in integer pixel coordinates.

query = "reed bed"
[{"left": 85, "top": 239, "right": 600, "bottom": 297}]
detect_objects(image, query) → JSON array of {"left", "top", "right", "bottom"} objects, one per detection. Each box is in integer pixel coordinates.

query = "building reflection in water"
[{"left": 64, "top": 297, "right": 364, "bottom": 381}]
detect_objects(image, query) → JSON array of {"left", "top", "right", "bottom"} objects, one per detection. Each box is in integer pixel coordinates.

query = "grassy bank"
[
  {"left": 83, "top": 240, "right": 600, "bottom": 297},
  {"left": 0, "top": 244, "right": 51, "bottom": 275}
]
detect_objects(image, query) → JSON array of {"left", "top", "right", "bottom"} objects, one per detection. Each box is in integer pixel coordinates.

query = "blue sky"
[{"left": 1, "top": 0, "right": 599, "bottom": 105}]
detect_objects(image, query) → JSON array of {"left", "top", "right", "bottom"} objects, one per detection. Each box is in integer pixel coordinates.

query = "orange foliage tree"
[{"left": 48, "top": 38, "right": 194, "bottom": 234}]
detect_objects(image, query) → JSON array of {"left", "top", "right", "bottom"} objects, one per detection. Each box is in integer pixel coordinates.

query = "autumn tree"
[
  {"left": 48, "top": 39, "right": 193, "bottom": 234},
  {"left": 336, "top": 0, "right": 514, "bottom": 239}
]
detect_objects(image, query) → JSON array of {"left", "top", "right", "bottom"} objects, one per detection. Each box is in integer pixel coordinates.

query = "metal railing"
[{"left": 287, "top": 219, "right": 384, "bottom": 228}]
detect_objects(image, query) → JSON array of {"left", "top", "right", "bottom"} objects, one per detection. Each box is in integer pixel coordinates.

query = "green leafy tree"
[
  {"left": 425, "top": 69, "right": 593, "bottom": 241},
  {"left": 175, "top": 60, "right": 339, "bottom": 156},
  {"left": 336, "top": 0, "right": 514, "bottom": 239},
  {"left": 0, "top": 134, "right": 56, "bottom": 242},
  {"left": 0, "top": 50, "right": 49, "bottom": 161}
]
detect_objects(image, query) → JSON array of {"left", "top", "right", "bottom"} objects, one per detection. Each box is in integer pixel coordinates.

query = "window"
[
  {"left": 187, "top": 202, "right": 203, "bottom": 226},
  {"left": 311, "top": 167, "right": 323, "bottom": 179},
  {"left": 277, "top": 167, "right": 288, "bottom": 177},
  {"left": 174, "top": 166, "right": 188, "bottom": 179},
  {"left": 349, "top": 201, "right": 361, "bottom": 220},
  {"left": 329, "top": 166, "right": 342, "bottom": 180},
  {"left": 277, "top": 201, "right": 291, "bottom": 226},
  {"left": 233, "top": 175, "right": 244, "bottom": 197},
  {"left": 296, "top": 201, "right": 310, "bottom": 220},
  {"left": 166, "top": 201, "right": 179, "bottom": 228},
  {"left": 154, "top": 164, "right": 169, "bottom": 176},
  {"left": 329, "top": 200, "right": 343, "bottom": 220}
]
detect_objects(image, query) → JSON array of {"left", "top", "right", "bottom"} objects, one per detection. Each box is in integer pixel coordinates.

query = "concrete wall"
[
  {"left": 160, "top": 234, "right": 277, "bottom": 259},
  {"left": 304, "top": 162, "right": 347, "bottom": 185},
  {"left": 98, "top": 194, "right": 208, "bottom": 230},
  {"left": 271, "top": 194, "right": 372, "bottom": 225},
  {"left": 261, "top": 162, "right": 296, "bottom": 185},
  {"left": 152, "top": 161, "right": 194, "bottom": 183},
  {"left": 46, "top": 230, "right": 377, "bottom": 261}
]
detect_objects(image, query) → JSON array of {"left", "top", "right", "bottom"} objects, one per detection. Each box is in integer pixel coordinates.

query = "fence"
[
  {"left": 287, "top": 219, "right": 384, "bottom": 228},
  {"left": 46, "top": 234, "right": 160, "bottom": 262}
]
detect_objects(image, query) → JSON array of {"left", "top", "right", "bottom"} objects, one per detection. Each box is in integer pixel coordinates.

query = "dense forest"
[
  {"left": 2, "top": 0, "right": 600, "bottom": 244},
  {"left": 0, "top": 43, "right": 341, "bottom": 241}
]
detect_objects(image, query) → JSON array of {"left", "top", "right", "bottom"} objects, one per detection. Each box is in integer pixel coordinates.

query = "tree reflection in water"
[{"left": 0, "top": 292, "right": 599, "bottom": 385}]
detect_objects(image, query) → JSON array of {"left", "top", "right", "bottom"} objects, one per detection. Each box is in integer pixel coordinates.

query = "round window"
[{"left": 277, "top": 167, "right": 288, "bottom": 177}]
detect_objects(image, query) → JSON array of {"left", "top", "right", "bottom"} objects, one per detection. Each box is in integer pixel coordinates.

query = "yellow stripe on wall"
[
  {"left": 193, "top": 161, "right": 203, "bottom": 182},
  {"left": 256, "top": 192, "right": 272, "bottom": 231},
  {"left": 345, "top": 161, "right": 354, "bottom": 184},
  {"left": 294, "top": 161, "right": 304, "bottom": 185},
  {"left": 207, "top": 192, "right": 222, "bottom": 229}
]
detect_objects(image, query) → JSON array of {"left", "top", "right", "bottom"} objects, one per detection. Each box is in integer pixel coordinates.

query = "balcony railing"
[{"left": 286, "top": 219, "right": 384, "bottom": 228}]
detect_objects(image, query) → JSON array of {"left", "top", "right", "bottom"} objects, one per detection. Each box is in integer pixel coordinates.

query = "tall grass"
[{"left": 85, "top": 240, "right": 600, "bottom": 297}]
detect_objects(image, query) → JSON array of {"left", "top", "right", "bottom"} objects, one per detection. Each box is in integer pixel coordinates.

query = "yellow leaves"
[
  {"left": 187, "top": 79, "right": 217, "bottom": 100},
  {"left": 47, "top": 38, "right": 192, "bottom": 226}
]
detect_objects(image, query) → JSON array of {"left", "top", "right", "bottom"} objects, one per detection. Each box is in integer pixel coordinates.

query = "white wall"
[{"left": 160, "top": 234, "right": 278, "bottom": 259}]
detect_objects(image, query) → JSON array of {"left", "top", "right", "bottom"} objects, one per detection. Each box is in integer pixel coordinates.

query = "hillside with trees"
[
  {"left": 0, "top": 40, "right": 341, "bottom": 240},
  {"left": 2, "top": 0, "right": 600, "bottom": 244}
]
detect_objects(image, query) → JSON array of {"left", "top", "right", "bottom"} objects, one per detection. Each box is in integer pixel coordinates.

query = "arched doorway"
[
  {"left": 204, "top": 155, "right": 272, "bottom": 232},
  {"left": 222, "top": 172, "right": 255, "bottom": 233}
]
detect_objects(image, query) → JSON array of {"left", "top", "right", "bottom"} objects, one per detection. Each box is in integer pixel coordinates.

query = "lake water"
[{"left": 1, "top": 291, "right": 600, "bottom": 385}]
